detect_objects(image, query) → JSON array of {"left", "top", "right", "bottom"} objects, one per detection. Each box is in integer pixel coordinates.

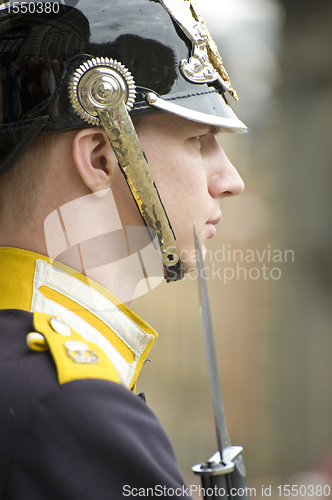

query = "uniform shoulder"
[
  {"left": 28, "top": 311, "right": 120, "bottom": 385},
  {"left": 0, "top": 309, "right": 120, "bottom": 386},
  {"left": 0, "top": 310, "right": 120, "bottom": 494},
  {"left": 0, "top": 309, "right": 120, "bottom": 484}
]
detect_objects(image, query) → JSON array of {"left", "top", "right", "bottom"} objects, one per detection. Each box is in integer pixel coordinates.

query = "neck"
[
  {"left": 0, "top": 205, "right": 157, "bottom": 308},
  {"left": 0, "top": 217, "right": 48, "bottom": 256}
]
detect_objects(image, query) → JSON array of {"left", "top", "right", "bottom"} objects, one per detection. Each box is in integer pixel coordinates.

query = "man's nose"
[{"left": 208, "top": 146, "right": 245, "bottom": 199}]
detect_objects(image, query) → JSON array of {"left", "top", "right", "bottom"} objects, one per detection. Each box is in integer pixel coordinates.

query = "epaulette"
[{"left": 27, "top": 312, "right": 120, "bottom": 385}]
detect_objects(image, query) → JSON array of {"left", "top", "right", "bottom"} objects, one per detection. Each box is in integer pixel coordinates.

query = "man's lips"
[
  {"left": 205, "top": 214, "right": 222, "bottom": 239},
  {"left": 207, "top": 213, "right": 222, "bottom": 226}
]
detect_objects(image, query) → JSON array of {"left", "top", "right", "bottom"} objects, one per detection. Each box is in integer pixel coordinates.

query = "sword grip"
[
  {"left": 201, "top": 474, "right": 228, "bottom": 500},
  {"left": 193, "top": 448, "right": 248, "bottom": 500},
  {"left": 201, "top": 456, "right": 248, "bottom": 500}
]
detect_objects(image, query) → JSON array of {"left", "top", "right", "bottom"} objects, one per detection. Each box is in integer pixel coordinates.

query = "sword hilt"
[{"left": 192, "top": 448, "right": 248, "bottom": 500}]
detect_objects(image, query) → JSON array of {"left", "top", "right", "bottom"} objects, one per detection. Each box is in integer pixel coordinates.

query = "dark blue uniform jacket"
[{"left": 0, "top": 309, "right": 192, "bottom": 499}]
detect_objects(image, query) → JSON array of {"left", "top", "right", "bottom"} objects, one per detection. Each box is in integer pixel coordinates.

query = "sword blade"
[{"left": 194, "top": 223, "right": 232, "bottom": 463}]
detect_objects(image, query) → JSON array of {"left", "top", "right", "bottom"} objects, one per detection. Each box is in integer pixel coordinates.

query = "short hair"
[
  {"left": 0, "top": 133, "right": 61, "bottom": 225},
  {"left": 0, "top": 117, "right": 149, "bottom": 226}
]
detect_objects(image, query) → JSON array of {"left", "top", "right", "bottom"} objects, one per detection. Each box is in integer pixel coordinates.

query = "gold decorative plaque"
[{"left": 158, "top": 0, "right": 238, "bottom": 100}]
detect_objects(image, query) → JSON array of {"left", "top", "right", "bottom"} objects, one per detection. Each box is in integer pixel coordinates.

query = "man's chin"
[{"left": 179, "top": 243, "right": 206, "bottom": 274}]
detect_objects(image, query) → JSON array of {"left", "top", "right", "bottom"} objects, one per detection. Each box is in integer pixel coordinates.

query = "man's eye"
[
  {"left": 193, "top": 135, "right": 207, "bottom": 147},
  {"left": 192, "top": 136, "right": 202, "bottom": 148},
  {"left": 194, "top": 134, "right": 208, "bottom": 141},
  {"left": 189, "top": 134, "right": 207, "bottom": 148}
]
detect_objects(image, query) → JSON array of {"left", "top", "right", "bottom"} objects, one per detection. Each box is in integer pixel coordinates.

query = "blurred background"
[{"left": 133, "top": 0, "right": 332, "bottom": 497}]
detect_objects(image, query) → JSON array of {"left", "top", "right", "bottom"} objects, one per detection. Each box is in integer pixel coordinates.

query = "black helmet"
[{"left": 0, "top": 0, "right": 247, "bottom": 174}]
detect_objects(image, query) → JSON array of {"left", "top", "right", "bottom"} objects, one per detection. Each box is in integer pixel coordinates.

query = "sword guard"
[{"left": 192, "top": 446, "right": 243, "bottom": 476}]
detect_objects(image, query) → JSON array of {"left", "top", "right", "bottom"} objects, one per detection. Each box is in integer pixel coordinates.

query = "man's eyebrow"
[
  {"left": 169, "top": 116, "right": 223, "bottom": 136},
  {"left": 193, "top": 124, "right": 223, "bottom": 136},
  {"left": 185, "top": 124, "right": 223, "bottom": 136}
]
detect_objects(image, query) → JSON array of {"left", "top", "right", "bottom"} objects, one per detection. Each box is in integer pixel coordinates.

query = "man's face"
[{"left": 112, "top": 112, "right": 244, "bottom": 272}]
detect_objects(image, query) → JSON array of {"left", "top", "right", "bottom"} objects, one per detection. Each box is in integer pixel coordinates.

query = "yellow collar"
[{"left": 0, "top": 247, "right": 157, "bottom": 389}]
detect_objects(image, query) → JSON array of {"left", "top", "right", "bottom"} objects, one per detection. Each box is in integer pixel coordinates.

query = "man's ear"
[{"left": 72, "top": 127, "right": 117, "bottom": 198}]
